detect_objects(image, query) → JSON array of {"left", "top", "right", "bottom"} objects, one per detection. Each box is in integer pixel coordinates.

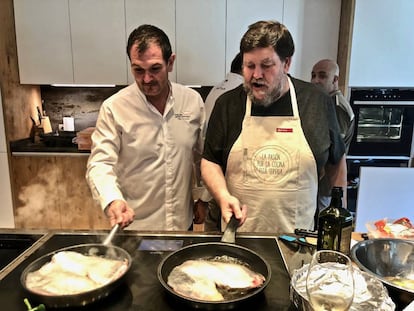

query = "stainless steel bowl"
[{"left": 351, "top": 238, "right": 414, "bottom": 310}]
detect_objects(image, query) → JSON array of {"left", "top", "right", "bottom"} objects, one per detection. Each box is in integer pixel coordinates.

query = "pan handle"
[
  {"left": 221, "top": 215, "right": 240, "bottom": 244},
  {"left": 103, "top": 224, "right": 120, "bottom": 246}
]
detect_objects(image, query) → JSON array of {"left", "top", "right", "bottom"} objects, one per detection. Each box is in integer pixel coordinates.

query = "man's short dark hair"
[
  {"left": 230, "top": 53, "right": 242, "bottom": 74},
  {"left": 240, "top": 20, "right": 294, "bottom": 62},
  {"left": 127, "top": 24, "right": 172, "bottom": 63}
]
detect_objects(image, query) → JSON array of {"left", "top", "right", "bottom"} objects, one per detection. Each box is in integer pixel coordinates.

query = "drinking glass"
[{"left": 306, "top": 250, "right": 354, "bottom": 311}]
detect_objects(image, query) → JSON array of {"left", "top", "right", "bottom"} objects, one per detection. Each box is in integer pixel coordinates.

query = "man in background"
[
  {"left": 204, "top": 53, "right": 243, "bottom": 125},
  {"left": 311, "top": 59, "right": 355, "bottom": 210}
]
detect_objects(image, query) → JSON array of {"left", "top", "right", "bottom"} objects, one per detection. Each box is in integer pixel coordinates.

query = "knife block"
[{"left": 41, "top": 116, "right": 53, "bottom": 134}]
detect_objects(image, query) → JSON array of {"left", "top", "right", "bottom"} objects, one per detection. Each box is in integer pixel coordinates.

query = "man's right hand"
[
  {"left": 219, "top": 194, "right": 247, "bottom": 226},
  {"left": 105, "top": 200, "right": 135, "bottom": 228}
]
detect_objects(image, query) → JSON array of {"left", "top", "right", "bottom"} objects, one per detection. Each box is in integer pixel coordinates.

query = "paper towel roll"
[{"left": 63, "top": 117, "right": 75, "bottom": 131}]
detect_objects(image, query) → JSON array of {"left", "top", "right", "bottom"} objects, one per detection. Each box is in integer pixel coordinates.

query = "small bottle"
[{"left": 316, "top": 187, "right": 353, "bottom": 255}]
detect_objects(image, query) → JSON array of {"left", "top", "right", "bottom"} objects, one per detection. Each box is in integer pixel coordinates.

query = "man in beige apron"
[
  {"left": 201, "top": 20, "right": 347, "bottom": 233},
  {"left": 225, "top": 78, "right": 317, "bottom": 233}
]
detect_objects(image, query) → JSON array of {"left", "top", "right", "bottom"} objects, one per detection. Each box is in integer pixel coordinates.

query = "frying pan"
[
  {"left": 20, "top": 240, "right": 131, "bottom": 307},
  {"left": 157, "top": 217, "right": 272, "bottom": 310}
]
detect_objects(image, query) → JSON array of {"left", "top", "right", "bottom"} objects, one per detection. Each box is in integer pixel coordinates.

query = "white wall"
[
  {"left": 349, "top": 0, "right": 414, "bottom": 87},
  {"left": 284, "top": 0, "right": 341, "bottom": 81}
]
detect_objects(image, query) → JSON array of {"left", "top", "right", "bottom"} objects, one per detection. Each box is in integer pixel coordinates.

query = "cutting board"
[{"left": 355, "top": 167, "right": 414, "bottom": 232}]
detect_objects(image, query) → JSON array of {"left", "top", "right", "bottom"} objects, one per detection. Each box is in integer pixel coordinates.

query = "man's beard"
[{"left": 243, "top": 76, "right": 286, "bottom": 107}]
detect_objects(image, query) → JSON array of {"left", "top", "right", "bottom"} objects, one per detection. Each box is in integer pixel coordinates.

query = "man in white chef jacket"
[
  {"left": 201, "top": 21, "right": 347, "bottom": 233},
  {"left": 86, "top": 25, "right": 205, "bottom": 230},
  {"left": 204, "top": 53, "right": 244, "bottom": 127}
]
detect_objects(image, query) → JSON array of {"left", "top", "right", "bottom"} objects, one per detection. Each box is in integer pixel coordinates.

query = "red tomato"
[
  {"left": 393, "top": 217, "right": 413, "bottom": 228},
  {"left": 374, "top": 219, "right": 387, "bottom": 232}
]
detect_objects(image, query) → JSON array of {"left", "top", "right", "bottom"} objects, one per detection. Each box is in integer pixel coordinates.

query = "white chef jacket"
[
  {"left": 204, "top": 72, "right": 244, "bottom": 127},
  {"left": 86, "top": 82, "right": 205, "bottom": 230}
]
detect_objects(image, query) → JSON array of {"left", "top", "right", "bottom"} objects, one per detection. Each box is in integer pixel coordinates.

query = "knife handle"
[{"left": 36, "top": 106, "right": 42, "bottom": 124}]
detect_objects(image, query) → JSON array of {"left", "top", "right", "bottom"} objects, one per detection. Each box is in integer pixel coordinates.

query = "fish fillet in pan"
[
  {"left": 25, "top": 251, "right": 128, "bottom": 296},
  {"left": 167, "top": 256, "right": 266, "bottom": 301}
]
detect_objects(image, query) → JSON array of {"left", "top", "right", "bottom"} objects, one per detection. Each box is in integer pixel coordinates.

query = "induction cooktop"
[
  {"left": 0, "top": 232, "right": 294, "bottom": 311},
  {"left": 0, "top": 233, "right": 45, "bottom": 272}
]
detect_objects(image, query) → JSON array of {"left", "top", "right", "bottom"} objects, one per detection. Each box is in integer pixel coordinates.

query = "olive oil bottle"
[{"left": 316, "top": 187, "right": 353, "bottom": 255}]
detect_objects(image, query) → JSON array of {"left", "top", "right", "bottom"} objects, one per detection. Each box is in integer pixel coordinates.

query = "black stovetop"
[
  {"left": 0, "top": 233, "right": 45, "bottom": 272},
  {"left": 0, "top": 232, "right": 294, "bottom": 310}
]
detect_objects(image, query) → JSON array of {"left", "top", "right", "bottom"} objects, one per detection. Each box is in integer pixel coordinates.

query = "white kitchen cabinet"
[
  {"left": 69, "top": 0, "right": 127, "bottom": 85},
  {"left": 14, "top": 0, "right": 127, "bottom": 85},
  {"left": 226, "top": 0, "right": 340, "bottom": 82},
  {"left": 226, "top": 0, "right": 284, "bottom": 71},
  {"left": 14, "top": 0, "right": 73, "bottom": 84},
  {"left": 125, "top": 0, "right": 176, "bottom": 84},
  {"left": 176, "top": 0, "right": 226, "bottom": 86},
  {"left": 283, "top": 0, "right": 341, "bottom": 81},
  {"left": 14, "top": 0, "right": 341, "bottom": 86}
]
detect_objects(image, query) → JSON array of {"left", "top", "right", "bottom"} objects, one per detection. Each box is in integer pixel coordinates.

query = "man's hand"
[
  {"left": 219, "top": 194, "right": 247, "bottom": 226},
  {"left": 105, "top": 200, "right": 135, "bottom": 228}
]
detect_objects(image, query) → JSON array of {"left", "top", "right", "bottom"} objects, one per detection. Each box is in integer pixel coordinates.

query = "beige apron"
[{"left": 225, "top": 77, "right": 317, "bottom": 233}]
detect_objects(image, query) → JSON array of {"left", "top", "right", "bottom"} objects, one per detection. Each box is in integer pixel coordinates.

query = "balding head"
[{"left": 311, "top": 59, "right": 339, "bottom": 94}]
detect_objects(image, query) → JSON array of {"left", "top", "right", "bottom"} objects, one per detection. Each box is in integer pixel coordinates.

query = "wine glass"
[{"left": 306, "top": 250, "right": 354, "bottom": 311}]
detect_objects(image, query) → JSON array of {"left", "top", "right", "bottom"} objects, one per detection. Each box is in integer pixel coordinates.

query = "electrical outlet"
[{"left": 58, "top": 124, "right": 64, "bottom": 131}]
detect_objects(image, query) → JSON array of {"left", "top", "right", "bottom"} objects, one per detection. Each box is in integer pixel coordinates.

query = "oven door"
[{"left": 348, "top": 101, "right": 414, "bottom": 157}]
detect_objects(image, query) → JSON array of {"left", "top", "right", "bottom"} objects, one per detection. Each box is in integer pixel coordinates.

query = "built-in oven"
[
  {"left": 348, "top": 88, "right": 414, "bottom": 157},
  {"left": 346, "top": 88, "right": 414, "bottom": 213}
]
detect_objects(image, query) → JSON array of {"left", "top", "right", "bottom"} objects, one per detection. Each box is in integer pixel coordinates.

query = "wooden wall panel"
[
  {"left": 11, "top": 156, "right": 109, "bottom": 230},
  {"left": 12, "top": 156, "right": 61, "bottom": 229},
  {"left": 58, "top": 156, "right": 109, "bottom": 230},
  {"left": 337, "top": 0, "right": 355, "bottom": 98},
  {"left": 0, "top": 0, "right": 40, "bottom": 142}
]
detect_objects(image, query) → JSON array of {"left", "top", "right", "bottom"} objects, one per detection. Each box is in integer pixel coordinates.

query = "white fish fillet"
[
  {"left": 25, "top": 251, "right": 128, "bottom": 296},
  {"left": 167, "top": 258, "right": 265, "bottom": 301}
]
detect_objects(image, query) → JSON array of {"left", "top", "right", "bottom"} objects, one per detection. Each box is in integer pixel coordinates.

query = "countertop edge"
[{"left": 12, "top": 151, "right": 90, "bottom": 157}]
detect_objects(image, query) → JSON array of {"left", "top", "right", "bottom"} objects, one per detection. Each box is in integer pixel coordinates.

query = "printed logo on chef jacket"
[
  {"left": 276, "top": 127, "right": 293, "bottom": 133},
  {"left": 175, "top": 111, "right": 191, "bottom": 121}
]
